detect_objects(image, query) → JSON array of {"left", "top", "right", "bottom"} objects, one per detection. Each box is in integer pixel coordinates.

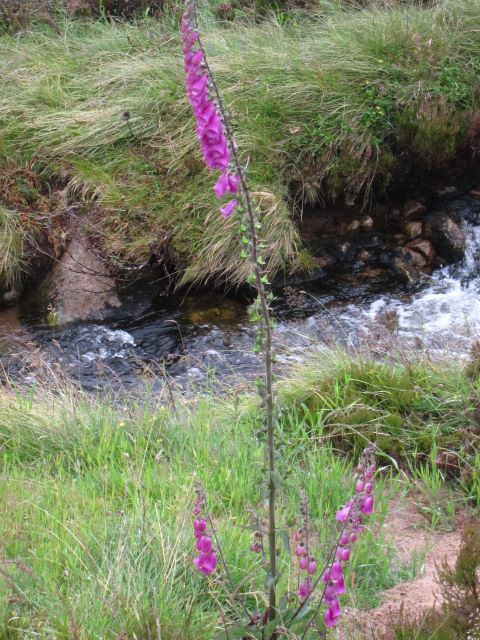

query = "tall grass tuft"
[{"left": 0, "top": 0, "right": 479, "bottom": 285}]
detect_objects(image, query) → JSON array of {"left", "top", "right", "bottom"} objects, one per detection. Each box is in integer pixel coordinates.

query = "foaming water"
[{"left": 337, "top": 220, "right": 480, "bottom": 352}]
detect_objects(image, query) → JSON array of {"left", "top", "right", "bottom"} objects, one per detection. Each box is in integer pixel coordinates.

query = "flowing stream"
[{"left": 1, "top": 198, "right": 480, "bottom": 392}]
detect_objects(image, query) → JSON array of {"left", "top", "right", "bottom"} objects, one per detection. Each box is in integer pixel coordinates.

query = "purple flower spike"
[
  {"left": 182, "top": 4, "right": 237, "bottom": 212},
  {"left": 192, "top": 485, "right": 217, "bottom": 577},
  {"left": 322, "top": 446, "right": 376, "bottom": 630}
]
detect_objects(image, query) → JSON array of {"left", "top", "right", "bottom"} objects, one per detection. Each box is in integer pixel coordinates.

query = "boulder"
[
  {"left": 403, "top": 221, "right": 423, "bottom": 240},
  {"left": 390, "top": 249, "right": 422, "bottom": 284},
  {"left": 406, "top": 239, "right": 436, "bottom": 264},
  {"left": 401, "top": 199, "right": 426, "bottom": 220},
  {"left": 404, "top": 248, "right": 427, "bottom": 270},
  {"left": 39, "top": 232, "right": 121, "bottom": 325},
  {"left": 424, "top": 212, "right": 466, "bottom": 262},
  {"left": 347, "top": 219, "right": 361, "bottom": 232},
  {"left": 360, "top": 216, "right": 374, "bottom": 229}
]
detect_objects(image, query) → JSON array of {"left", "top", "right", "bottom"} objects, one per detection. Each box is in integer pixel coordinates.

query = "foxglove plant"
[
  {"left": 182, "top": 0, "right": 278, "bottom": 621},
  {"left": 181, "top": 4, "right": 378, "bottom": 636}
]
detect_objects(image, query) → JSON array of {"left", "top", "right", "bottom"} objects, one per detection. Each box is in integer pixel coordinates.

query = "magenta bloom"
[
  {"left": 330, "top": 562, "right": 343, "bottom": 582},
  {"left": 220, "top": 199, "right": 237, "bottom": 218},
  {"left": 324, "top": 598, "right": 341, "bottom": 627},
  {"left": 298, "top": 580, "right": 312, "bottom": 600},
  {"left": 193, "top": 550, "right": 217, "bottom": 576},
  {"left": 307, "top": 559, "right": 317, "bottom": 575},
  {"left": 214, "top": 172, "right": 240, "bottom": 199},
  {"left": 332, "top": 576, "right": 345, "bottom": 597},
  {"left": 361, "top": 495, "right": 374, "bottom": 514},
  {"left": 336, "top": 500, "right": 353, "bottom": 522}
]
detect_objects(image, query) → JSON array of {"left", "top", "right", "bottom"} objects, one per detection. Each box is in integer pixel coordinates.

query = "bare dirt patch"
[{"left": 339, "top": 495, "right": 464, "bottom": 639}]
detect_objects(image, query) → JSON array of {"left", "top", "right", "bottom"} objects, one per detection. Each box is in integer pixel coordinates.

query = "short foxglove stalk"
[
  {"left": 193, "top": 487, "right": 217, "bottom": 576},
  {"left": 296, "top": 498, "right": 317, "bottom": 601},
  {"left": 182, "top": 1, "right": 239, "bottom": 217},
  {"left": 323, "top": 445, "right": 376, "bottom": 628}
]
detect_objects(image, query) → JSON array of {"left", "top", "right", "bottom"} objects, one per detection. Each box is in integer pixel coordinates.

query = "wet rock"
[
  {"left": 358, "top": 250, "right": 371, "bottom": 261},
  {"left": 404, "top": 248, "right": 427, "bottom": 269},
  {"left": 424, "top": 212, "right": 466, "bottom": 262},
  {"left": 402, "top": 199, "right": 426, "bottom": 220},
  {"left": 1, "top": 288, "right": 19, "bottom": 304},
  {"left": 360, "top": 216, "right": 374, "bottom": 229},
  {"left": 359, "top": 267, "right": 386, "bottom": 279},
  {"left": 315, "top": 255, "right": 333, "bottom": 269},
  {"left": 38, "top": 232, "right": 121, "bottom": 325},
  {"left": 403, "top": 221, "right": 423, "bottom": 240},
  {"left": 406, "top": 239, "right": 436, "bottom": 264},
  {"left": 390, "top": 250, "right": 422, "bottom": 284}
]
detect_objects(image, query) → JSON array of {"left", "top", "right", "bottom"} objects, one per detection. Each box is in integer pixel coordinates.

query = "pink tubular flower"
[
  {"left": 193, "top": 549, "right": 217, "bottom": 576},
  {"left": 298, "top": 580, "right": 312, "bottom": 600},
  {"left": 324, "top": 598, "right": 341, "bottom": 627},
  {"left": 361, "top": 495, "right": 374, "bottom": 514},
  {"left": 220, "top": 199, "right": 237, "bottom": 218},
  {"left": 336, "top": 500, "right": 353, "bottom": 523},
  {"left": 182, "top": 3, "right": 239, "bottom": 215},
  {"left": 214, "top": 172, "right": 240, "bottom": 199}
]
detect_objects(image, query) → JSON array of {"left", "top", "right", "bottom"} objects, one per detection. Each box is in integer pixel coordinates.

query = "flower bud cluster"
[
  {"left": 323, "top": 446, "right": 376, "bottom": 628},
  {"left": 295, "top": 499, "right": 317, "bottom": 600},
  {"left": 192, "top": 487, "right": 217, "bottom": 576},
  {"left": 182, "top": 1, "right": 239, "bottom": 217}
]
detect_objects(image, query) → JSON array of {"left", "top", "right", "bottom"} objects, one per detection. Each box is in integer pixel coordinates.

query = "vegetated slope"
[{"left": 0, "top": 0, "right": 479, "bottom": 289}]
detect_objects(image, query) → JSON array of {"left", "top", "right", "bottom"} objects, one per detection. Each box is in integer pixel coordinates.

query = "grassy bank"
[
  {"left": 0, "top": 354, "right": 478, "bottom": 638},
  {"left": 0, "top": 0, "right": 479, "bottom": 289}
]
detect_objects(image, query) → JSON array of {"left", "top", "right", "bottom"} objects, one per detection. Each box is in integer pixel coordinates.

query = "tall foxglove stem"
[{"left": 183, "top": 0, "right": 277, "bottom": 621}]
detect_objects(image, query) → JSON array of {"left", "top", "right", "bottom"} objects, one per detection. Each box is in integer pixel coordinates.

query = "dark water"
[{"left": 2, "top": 198, "right": 480, "bottom": 391}]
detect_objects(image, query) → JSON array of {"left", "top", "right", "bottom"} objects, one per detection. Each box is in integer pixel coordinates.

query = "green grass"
[
  {"left": 0, "top": 207, "right": 27, "bottom": 288},
  {"left": 0, "top": 0, "right": 479, "bottom": 287},
  {"left": 0, "top": 353, "right": 478, "bottom": 638}
]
